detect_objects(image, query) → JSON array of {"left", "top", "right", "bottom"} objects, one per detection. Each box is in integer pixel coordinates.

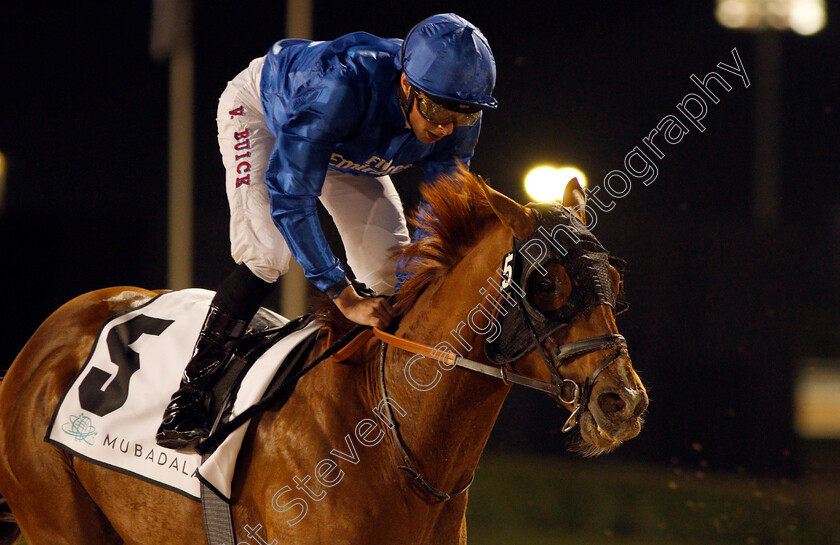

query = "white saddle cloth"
[{"left": 46, "top": 288, "right": 321, "bottom": 500}]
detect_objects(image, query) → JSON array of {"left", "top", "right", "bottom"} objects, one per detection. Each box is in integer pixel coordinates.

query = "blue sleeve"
[{"left": 263, "top": 70, "right": 363, "bottom": 293}]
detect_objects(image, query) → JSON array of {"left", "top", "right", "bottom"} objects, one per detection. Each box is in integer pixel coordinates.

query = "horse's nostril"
[{"left": 597, "top": 392, "right": 626, "bottom": 417}]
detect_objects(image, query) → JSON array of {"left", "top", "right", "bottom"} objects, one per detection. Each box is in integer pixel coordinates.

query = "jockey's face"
[{"left": 399, "top": 73, "right": 454, "bottom": 144}]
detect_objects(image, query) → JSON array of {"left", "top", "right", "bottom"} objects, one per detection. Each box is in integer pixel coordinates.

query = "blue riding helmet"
[{"left": 397, "top": 13, "right": 498, "bottom": 110}]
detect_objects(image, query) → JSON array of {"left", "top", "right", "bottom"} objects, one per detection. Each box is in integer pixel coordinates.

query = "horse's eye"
[{"left": 537, "top": 280, "right": 554, "bottom": 293}]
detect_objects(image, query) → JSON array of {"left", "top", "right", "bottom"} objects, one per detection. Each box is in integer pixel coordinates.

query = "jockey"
[{"left": 156, "top": 13, "right": 497, "bottom": 449}]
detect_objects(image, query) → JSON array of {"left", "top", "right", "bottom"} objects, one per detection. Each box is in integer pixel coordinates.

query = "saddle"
[
  {"left": 198, "top": 302, "right": 377, "bottom": 456},
  {"left": 205, "top": 310, "right": 322, "bottom": 445}
]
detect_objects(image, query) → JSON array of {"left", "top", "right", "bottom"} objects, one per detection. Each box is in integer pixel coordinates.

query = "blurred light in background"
[
  {"left": 717, "top": 0, "right": 826, "bottom": 230},
  {"left": 0, "top": 151, "right": 6, "bottom": 213},
  {"left": 789, "top": 0, "right": 828, "bottom": 34},
  {"left": 524, "top": 165, "right": 587, "bottom": 202},
  {"left": 715, "top": 0, "right": 826, "bottom": 35},
  {"left": 795, "top": 358, "right": 840, "bottom": 438}
]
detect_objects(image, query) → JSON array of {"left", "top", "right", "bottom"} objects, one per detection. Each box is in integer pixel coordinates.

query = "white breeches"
[{"left": 216, "top": 57, "right": 410, "bottom": 295}]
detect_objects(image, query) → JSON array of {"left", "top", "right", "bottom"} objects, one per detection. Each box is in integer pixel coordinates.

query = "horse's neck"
[{"left": 387, "top": 225, "right": 512, "bottom": 493}]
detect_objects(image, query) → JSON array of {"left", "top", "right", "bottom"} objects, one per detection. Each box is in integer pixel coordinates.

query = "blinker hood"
[{"left": 485, "top": 203, "right": 628, "bottom": 366}]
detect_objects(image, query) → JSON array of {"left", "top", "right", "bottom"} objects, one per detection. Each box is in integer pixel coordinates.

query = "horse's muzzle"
[{"left": 581, "top": 359, "right": 648, "bottom": 448}]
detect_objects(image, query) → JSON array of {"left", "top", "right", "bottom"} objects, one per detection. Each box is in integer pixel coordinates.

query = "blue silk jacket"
[{"left": 259, "top": 32, "right": 481, "bottom": 293}]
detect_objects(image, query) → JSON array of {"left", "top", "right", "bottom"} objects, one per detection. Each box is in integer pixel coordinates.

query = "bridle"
[
  {"left": 371, "top": 205, "right": 631, "bottom": 500},
  {"left": 371, "top": 307, "right": 627, "bottom": 501},
  {"left": 514, "top": 290, "right": 628, "bottom": 432},
  {"left": 373, "top": 326, "right": 627, "bottom": 436},
  {"left": 371, "top": 268, "right": 628, "bottom": 500}
]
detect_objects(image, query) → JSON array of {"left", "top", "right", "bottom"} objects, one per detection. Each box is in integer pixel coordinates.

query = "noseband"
[{"left": 518, "top": 304, "right": 628, "bottom": 432}]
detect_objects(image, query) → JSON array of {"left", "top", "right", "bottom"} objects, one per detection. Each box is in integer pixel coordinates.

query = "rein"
[
  {"left": 372, "top": 327, "right": 628, "bottom": 433},
  {"left": 370, "top": 320, "right": 626, "bottom": 501}
]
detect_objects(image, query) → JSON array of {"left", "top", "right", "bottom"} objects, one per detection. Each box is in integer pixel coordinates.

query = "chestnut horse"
[{"left": 0, "top": 172, "right": 647, "bottom": 545}]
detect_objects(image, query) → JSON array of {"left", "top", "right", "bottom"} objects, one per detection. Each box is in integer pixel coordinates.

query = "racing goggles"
[{"left": 415, "top": 91, "right": 481, "bottom": 127}]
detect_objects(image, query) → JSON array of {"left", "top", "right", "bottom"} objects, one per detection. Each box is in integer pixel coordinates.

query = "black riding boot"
[{"left": 155, "top": 305, "right": 248, "bottom": 449}]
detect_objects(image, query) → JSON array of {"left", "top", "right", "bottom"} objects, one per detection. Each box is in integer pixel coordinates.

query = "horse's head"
[{"left": 480, "top": 177, "right": 648, "bottom": 455}]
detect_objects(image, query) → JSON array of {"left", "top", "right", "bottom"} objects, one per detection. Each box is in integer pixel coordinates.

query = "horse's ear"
[
  {"left": 478, "top": 176, "right": 536, "bottom": 239},
  {"left": 562, "top": 178, "right": 586, "bottom": 225}
]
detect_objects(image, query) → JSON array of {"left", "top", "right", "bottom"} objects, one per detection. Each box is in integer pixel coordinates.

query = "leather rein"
[
  {"left": 372, "top": 327, "right": 627, "bottom": 432},
  {"left": 370, "top": 324, "right": 627, "bottom": 501}
]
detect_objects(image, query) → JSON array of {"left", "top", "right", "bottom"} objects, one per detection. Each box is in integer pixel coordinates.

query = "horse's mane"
[
  {"left": 392, "top": 166, "right": 498, "bottom": 311},
  {"left": 315, "top": 166, "right": 498, "bottom": 328}
]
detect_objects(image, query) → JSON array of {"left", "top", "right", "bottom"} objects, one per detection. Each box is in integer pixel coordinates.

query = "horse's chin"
[{"left": 572, "top": 412, "right": 621, "bottom": 457}]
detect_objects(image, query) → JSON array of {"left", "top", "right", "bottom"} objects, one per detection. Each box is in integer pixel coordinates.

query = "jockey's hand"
[{"left": 333, "top": 287, "right": 394, "bottom": 329}]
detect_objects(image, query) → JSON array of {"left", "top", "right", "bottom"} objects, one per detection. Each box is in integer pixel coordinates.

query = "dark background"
[{"left": 1, "top": 1, "right": 838, "bottom": 483}]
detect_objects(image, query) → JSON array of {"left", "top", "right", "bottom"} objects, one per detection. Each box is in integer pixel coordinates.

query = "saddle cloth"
[{"left": 45, "top": 288, "right": 322, "bottom": 501}]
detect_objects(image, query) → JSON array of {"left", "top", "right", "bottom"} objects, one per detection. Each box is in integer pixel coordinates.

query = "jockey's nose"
[{"left": 436, "top": 122, "right": 454, "bottom": 137}]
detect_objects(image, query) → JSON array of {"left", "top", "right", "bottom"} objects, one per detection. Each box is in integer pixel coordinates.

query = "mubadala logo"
[
  {"left": 103, "top": 434, "right": 198, "bottom": 477},
  {"left": 61, "top": 413, "right": 97, "bottom": 445}
]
